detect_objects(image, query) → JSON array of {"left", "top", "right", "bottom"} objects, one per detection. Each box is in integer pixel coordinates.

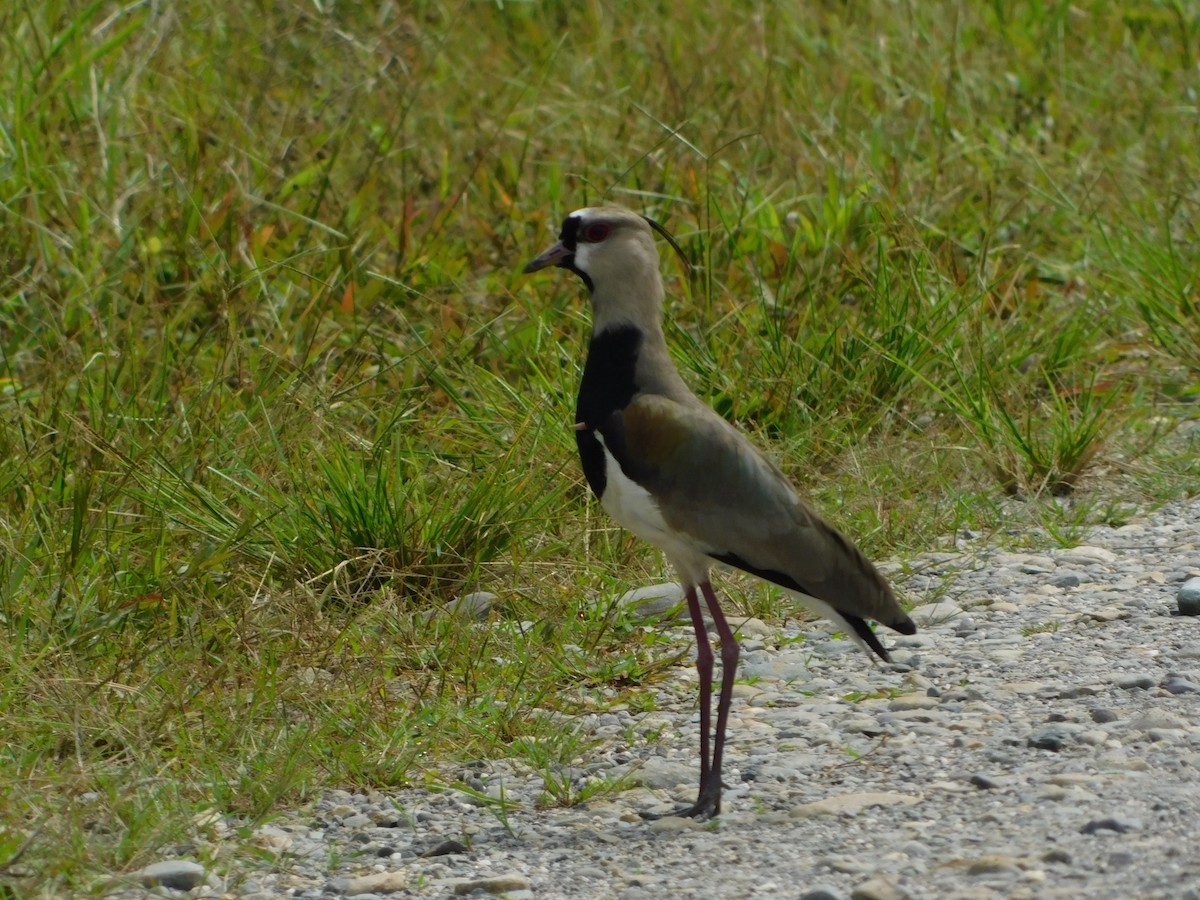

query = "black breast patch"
[{"left": 575, "top": 325, "right": 642, "bottom": 498}]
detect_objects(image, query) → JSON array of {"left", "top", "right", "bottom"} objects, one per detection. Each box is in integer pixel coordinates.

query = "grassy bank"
[{"left": 1, "top": 0, "right": 1198, "bottom": 892}]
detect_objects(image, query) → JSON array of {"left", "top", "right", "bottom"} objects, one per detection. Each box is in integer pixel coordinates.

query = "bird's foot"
[{"left": 640, "top": 793, "right": 721, "bottom": 822}]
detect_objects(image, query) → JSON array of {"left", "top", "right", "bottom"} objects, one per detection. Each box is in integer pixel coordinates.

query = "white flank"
[{"left": 593, "top": 432, "right": 711, "bottom": 586}]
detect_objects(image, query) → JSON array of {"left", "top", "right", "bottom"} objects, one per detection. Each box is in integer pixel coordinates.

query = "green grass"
[{"left": 2, "top": 0, "right": 1199, "bottom": 893}]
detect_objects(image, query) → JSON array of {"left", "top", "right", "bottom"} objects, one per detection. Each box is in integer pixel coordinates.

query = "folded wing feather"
[{"left": 601, "top": 394, "right": 913, "bottom": 633}]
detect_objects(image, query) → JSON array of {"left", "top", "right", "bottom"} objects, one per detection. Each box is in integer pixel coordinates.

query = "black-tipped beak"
[{"left": 523, "top": 240, "right": 573, "bottom": 274}]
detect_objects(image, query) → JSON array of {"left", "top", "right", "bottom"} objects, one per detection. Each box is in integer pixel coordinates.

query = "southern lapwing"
[{"left": 524, "top": 205, "right": 916, "bottom": 819}]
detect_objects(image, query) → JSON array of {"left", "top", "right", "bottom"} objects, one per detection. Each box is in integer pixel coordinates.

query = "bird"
[{"left": 523, "top": 205, "right": 915, "bottom": 820}]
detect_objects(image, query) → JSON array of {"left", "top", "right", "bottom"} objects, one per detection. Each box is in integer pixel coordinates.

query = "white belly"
[{"left": 594, "top": 432, "right": 711, "bottom": 585}]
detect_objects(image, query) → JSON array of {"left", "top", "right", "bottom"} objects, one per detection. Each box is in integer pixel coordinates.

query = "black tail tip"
[{"left": 891, "top": 615, "right": 917, "bottom": 636}]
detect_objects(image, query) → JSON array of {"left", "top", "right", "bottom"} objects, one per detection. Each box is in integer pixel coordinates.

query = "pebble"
[
  {"left": 1178, "top": 576, "right": 1200, "bottom": 615},
  {"left": 801, "top": 887, "right": 848, "bottom": 900},
  {"left": 99, "top": 497, "right": 1200, "bottom": 899},
  {"left": 451, "top": 872, "right": 531, "bottom": 895},
  {"left": 1028, "top": 723, "right": 1081, "bottom": 751},
  {"left": 613, "top": 582, "right": 686, "bottom": 621},
  {"left": 1080, "top": 816, "right": 1142, "bottom": 835},
  {"left": 132, "top": 861, "right": 207, "bottom": 891},
  {"left": 343, "top": 871, "right": 407, "bottom": 895},
  {"left": 850, "top": 876, "right": 913, "bottom": 900},
  {"left": 1162, "top": 674, "right": 1199, "bottom": 695},
  {"left": 790, "top": 792, "right": 920, "bottom": 818},
  {"left": 422, "top": 591, "right": 497, "bottom": 622},
  {"left": 1115, "top": 673, "right": 1156, "bottom": 690},
  {"left": 1130, "top": 708, "right": 1188, "bottom": 732},
  {"left": 421, "top": 839, "right": 469, "bottom": 857}
]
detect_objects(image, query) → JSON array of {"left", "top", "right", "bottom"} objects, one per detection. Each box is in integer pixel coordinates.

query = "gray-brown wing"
[{"left": 609, "top": 393, "right": 912, "bottom": 632}]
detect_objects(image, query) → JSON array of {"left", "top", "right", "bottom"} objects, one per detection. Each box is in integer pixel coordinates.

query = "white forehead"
[{"left": 570, "top": 207, "right": 597, "bottom": 220}]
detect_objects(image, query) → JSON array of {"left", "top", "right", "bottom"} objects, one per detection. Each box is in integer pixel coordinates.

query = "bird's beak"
[{"left": 523, "top": 240, "right": 573, "bottom": 274}]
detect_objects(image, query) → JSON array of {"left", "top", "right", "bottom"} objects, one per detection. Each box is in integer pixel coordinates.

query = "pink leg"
[
  {"left": 643, "top": 580, "right": 738, "bottom": 821},
  {"left": 684, "top": 585, "right": 713, "bottom": 786},
  {"left": 700, "top": 579, "right": 739, "bottom": 816}
]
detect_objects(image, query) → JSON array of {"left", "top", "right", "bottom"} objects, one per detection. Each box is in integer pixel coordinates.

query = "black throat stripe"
[
  {"left": 560, "top": 214, "right": 581, "bottom": 250},
  {"left": 558, "top": 214, "right": 593, "bottom": 291}
]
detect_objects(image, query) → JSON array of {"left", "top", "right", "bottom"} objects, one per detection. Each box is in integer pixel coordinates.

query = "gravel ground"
[{"left": 117, "top": 497, "right": 1200, "bottom": 899}]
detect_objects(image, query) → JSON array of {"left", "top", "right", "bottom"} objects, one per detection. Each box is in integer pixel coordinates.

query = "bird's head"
[{"left": 524, "top": 206, "right": 688, "bottom": 333}]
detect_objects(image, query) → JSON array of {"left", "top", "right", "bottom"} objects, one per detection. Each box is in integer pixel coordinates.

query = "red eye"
[{"left": 582, "top": 222, "right": 611, "bottom": 243}]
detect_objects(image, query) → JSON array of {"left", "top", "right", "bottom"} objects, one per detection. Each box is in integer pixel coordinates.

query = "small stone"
[
  {"left": 850, "top": 876, "right": 913, "bottom": 900},
  {"left": 1058, "top": 684, "right": 1103, "bottom": 699},
  {"left": 740, "top": 652, "right": 811, "bottom": 683},
  {"left": 1059, "top": 545, "right": 1117, "bottom": 563},
  {"left": 1148, "top": 728, "right": 1188, "bottom": 743},
  {"left": 252, "top": 825, "right": 293, "bottom": 851},
  {"left": 135, "top": 861, "right": 206, "bottom": 891},
  {"left": 1052, "top": 572, "right": 1082, "bottom": 588},
  {"left": 731, "top": 682, "right": 765, "bottom": 701},
  {"left": 1178, "top": 577, "right": 1200, "bottom": 616},
  {"left": 953, "top": 616, "right": 978, "bottom": 636},
  {"left": 452, "top": 873, "right": 531, "bottom": 895},
  {"left": 447, "top": 591, "right": 497, "bottom": 620},
  {"left": 420, "top": 592, "right": 497, "bottom": 624},
  {"left": 345, "top": 871, "right": 408, "bottom": 896},
  {"left": 1081, "top": 816, "right": 1141, "bottom": 834},
  {"left": 823, "top": 855, "right": 869, "bottom": 875},
  {"left": 791, "top": 792, "right": 921, "bottom": 818},
  {"left": 1028, "top": 723, "right": 1080, "bottom": 751},
  {"left": 1130, "top": 708, "right": 1188, "bottom": 731},
  {"left": 615, "top": 582, "right": 686, "bottom": 622},
  {"left": 1049, "top": 773, "right": 1096, "bottom": 786},
  {"left": 1036, "top": 782, "right": 1075, "bottom": 801},
  {"left": 1162, "top": 674, "right": 1200, "bottom": 695},
  {"left": 629, "top": 756, "right": 695, "bottom": 790},
  {"left": 911, "top": 600, "right": 964, "bottom": 626},
  {"left": 1090, "top": 707, "right": 1119, "bottom": 724},
  {"left": 369, "top": 809, "right": 405, "bottom": 827},
  {"left": 1042, "top": 848, "right": 1072, "bottom": 864},
  {"left": 646, "top": 815, "right": 704, "bottom": 832},
  {"left": 420, "top": 839, "right": 469, "bottom": 858},
  {"left": 1115, "top": 673, "right": 1156, "bottom": 690},
  {"left": 888, "top": 694, "right": 939, "bottom": 711},
  {"left": 734, "top": 616, "right": 773, "bottom": 637},
  {"left": 967, "top": 855, "right": 1024, "bottom": 875},
  {"left": 969, "top": 774, "right": 999, "bottom": 790},
  {"left": 800, "top": 888, "right": 848, "bottom": 900}
]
